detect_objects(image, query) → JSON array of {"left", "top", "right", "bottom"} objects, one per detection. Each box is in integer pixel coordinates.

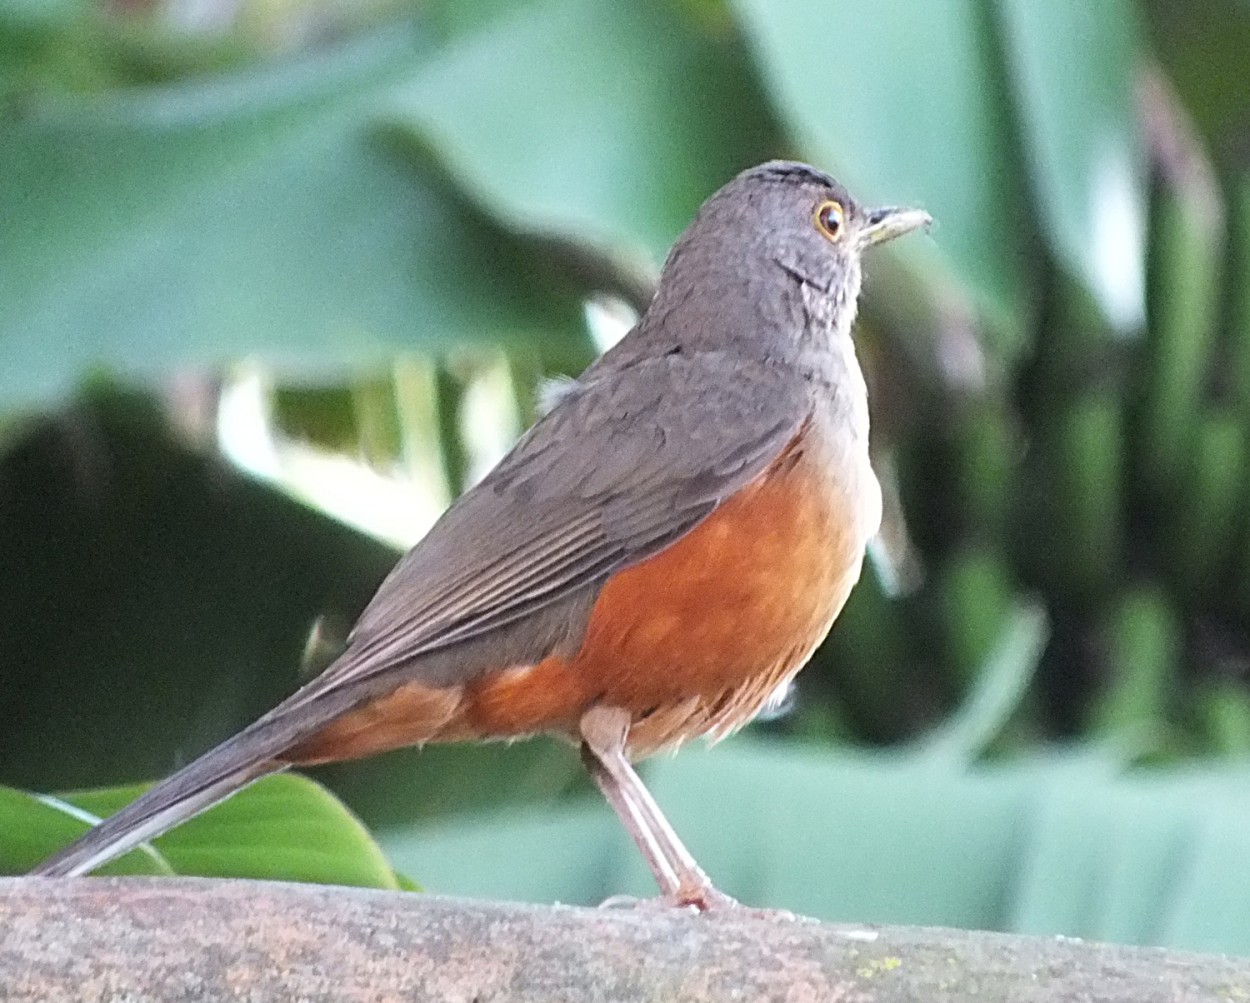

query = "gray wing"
[{"left": 316, "top": 349, "right": 811, "bottom": 695}]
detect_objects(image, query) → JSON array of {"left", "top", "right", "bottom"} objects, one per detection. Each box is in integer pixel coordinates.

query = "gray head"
[{"left": 636, "top": 161, "right": 930, "bottom": 362}]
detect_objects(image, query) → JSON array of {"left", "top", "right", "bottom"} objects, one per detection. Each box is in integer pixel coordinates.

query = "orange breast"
[
  {"left": 466, "top": 430, "right": 867, "bottom": 755},
  {"left": 289, "top": 428, "right": 870, "bottom": 765}
]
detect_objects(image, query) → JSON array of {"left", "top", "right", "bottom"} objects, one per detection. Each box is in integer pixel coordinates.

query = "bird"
[{"left": 31, "top": 161, "right": 930, "bottom": 910}]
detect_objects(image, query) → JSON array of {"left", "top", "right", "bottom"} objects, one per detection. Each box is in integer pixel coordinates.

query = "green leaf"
[
  {"left": 1051, "top": 392, "right": 1127, "bottom": 596},
  {"left": 385, "top": 0, "right": 779, "bottom": 267},
  {"left": 1139, "top": 189, "right": 1223, "bottom": 504},
  {"left": 0, "top": 25, "right": 589, "bottom": 407},
  {"left": 996, "top": 0, "right": 1146, "bottom": 330},
  {"left": 420, "top": 0, "right": 545, "bottom": 43},
  {"left": 1192, "top": 681, "right": 1250, "bottom": 758},
  {"left": 1143, "top": 0, "right": 1250, "bottom": 156},
  {"left": 0, "top": 785, "right": 170, "bottom": 876},
  {"left": 4, "top": 775, "right": 405, "bottom": 889},
  {"left": 731, "top": 0, "right": 1025, "bottom": 344},
  {"left": 1088, "top": 586, "right": 1183, "bottom": 742}
]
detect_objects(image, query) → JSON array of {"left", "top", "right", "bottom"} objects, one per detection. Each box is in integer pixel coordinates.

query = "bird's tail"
[
  {"left": 31, "top": 748, "right": 275, "bottom": 877},
  {"left": 30, "top": 676, "right": 365, "bottom": 878}
]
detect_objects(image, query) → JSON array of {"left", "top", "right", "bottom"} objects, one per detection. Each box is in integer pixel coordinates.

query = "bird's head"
[{"left": 647, "top": 161, "right": 930, "bottom": 351}]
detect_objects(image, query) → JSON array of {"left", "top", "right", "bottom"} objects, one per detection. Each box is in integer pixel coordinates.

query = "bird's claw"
[{"left": 597, "top": 884, "right": 801, "bottom": 921}]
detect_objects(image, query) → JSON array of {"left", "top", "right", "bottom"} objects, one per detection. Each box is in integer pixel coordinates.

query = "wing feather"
[{"left": 310, "top": 352, "right": 811, "bottom": 698}]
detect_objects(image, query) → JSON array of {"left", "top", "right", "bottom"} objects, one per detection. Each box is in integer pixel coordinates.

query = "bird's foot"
[
  {"left": 598, "top": 883, "right": 801, "bottom": 920},
  {"left": 670, "top": 881, "right": 740, "bottom": 913}
]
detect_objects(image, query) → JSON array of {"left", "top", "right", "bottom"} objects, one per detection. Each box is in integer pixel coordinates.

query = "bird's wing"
[{"left": 314, "top": 349, "right": 812, "bottom": 695}]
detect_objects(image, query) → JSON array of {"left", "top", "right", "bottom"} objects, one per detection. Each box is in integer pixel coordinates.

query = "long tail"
[{"left": 30, "top": 674, "right": 366, "bottom": 878}]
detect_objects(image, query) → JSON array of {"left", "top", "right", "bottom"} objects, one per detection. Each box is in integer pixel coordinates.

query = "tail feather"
[
  {"left": 31, "top": 754, "right": 275, "bottom": 877},
  {"left": 30, "top": 675, "right": 367, "bottom": 878}
]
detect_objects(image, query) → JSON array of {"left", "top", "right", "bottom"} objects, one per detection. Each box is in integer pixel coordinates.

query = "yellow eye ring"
[{"left": 814, "top": 199, "right": 845, "bottom": 242}]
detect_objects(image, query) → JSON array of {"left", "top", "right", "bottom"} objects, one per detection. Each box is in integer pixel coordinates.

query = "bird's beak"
[{"left": 858, "top": 206, "right": 932, "bottom": 249}]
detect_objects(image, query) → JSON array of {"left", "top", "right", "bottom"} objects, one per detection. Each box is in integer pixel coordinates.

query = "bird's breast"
[{"left": 465, "top": 416, "right": 879, "bottom": 756}]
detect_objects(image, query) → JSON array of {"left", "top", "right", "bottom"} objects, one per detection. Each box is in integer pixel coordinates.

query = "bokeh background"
[{"left": 4, "top": 0, "right": 1250, "bottom": 954}]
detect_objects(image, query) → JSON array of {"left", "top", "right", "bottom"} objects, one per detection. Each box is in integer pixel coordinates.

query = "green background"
[{"left": 4, "top": 0, "right": 1250, "bottom": 955}]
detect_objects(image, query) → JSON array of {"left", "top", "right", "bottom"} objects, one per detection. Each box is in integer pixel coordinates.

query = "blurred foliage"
[
  {"left": 0, "top": 774, "right": 409, "bottom": 887},
  {"left": 4, "top": 0, "right": 1250, "bottom": 953}
]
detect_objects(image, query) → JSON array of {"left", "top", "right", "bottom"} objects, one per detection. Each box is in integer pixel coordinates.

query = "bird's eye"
[{"left": 814, "top": 199, "right": 845, "bottom": 242}]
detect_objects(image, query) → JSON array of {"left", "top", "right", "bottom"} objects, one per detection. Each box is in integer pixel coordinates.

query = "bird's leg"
[
  {"left": 579, "top": 706, "right": 737, "bottom": 911},
  {"left": 578, "top": 741, "right": 681, "bottom": 898}
]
